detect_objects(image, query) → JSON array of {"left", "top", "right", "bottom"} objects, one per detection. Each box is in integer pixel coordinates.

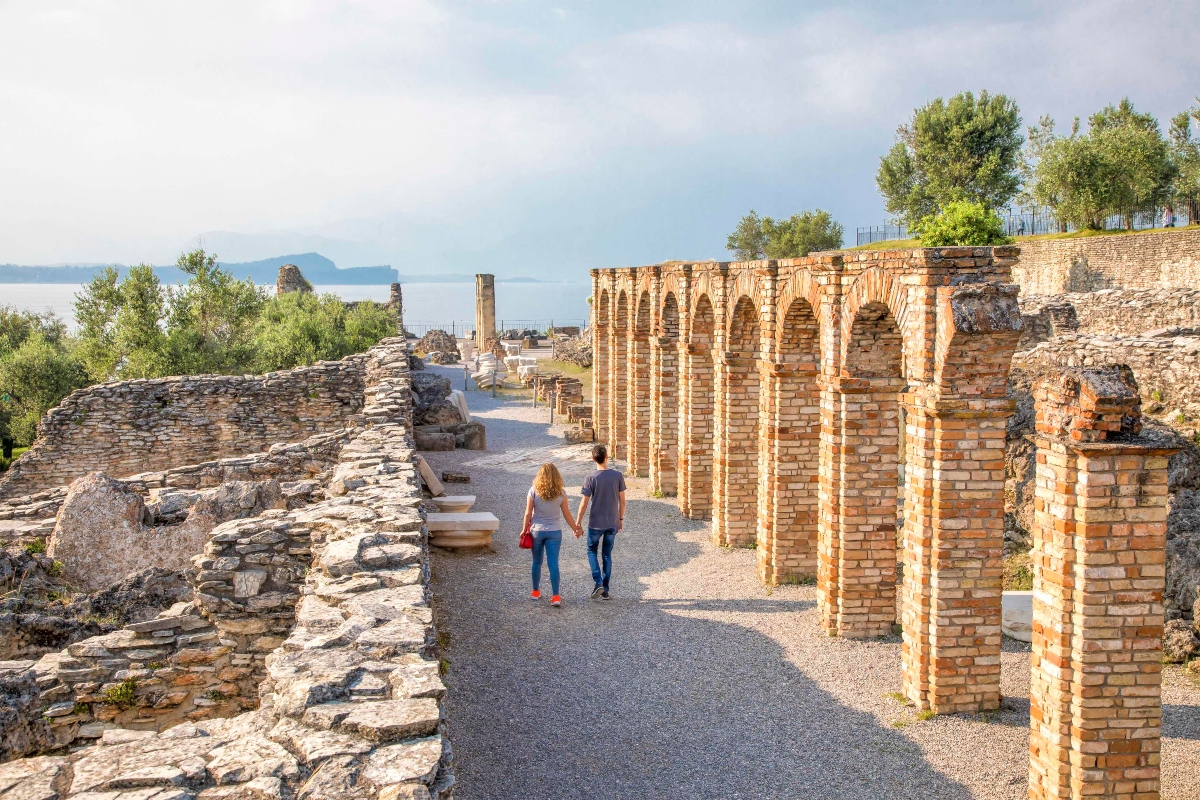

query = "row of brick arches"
[{"left": 590, "top": 247, "right": 1177, "bottom": 798}]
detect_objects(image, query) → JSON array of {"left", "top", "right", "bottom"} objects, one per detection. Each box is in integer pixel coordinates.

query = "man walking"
[{"left": 575, "top": 444, "right": 626, "bottom": 599}]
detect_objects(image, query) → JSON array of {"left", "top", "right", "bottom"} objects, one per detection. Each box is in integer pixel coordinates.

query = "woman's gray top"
[{"left": 528, "top": 488, "right": 566, "bottom": 532}]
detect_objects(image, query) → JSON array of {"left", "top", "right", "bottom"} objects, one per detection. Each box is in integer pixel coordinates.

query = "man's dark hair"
[{"left": 592, "top": 444, "right": 607, "bottom": 464}]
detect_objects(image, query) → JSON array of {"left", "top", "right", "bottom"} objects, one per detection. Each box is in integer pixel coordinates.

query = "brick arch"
[
  {"left": 774, "top": 270, "right": 824, "bottom": 354},
  {"left": 727, "top": 295, "right": 761, "bottom": 354},
  {"left": 727, "top": 268, "right": 769, "bottom": 325},
  {"left": 595, "top": 289, "right": 610, "bottom": 326},
  {"left": 840, "top": 268, "right": 911, "bottom": 379},
  {"left": 660, "top": 291, "right": 680, "bottom": 339},
  {"left": 692, "top": 293, "right": 715, "bottom": 341}
]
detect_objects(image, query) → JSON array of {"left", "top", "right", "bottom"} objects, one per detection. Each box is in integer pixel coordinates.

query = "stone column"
[
  {"left": 1028, "top": 366, "right": 1175, "bottom": 800},
  {"left": 475, "top": 274, "right": 495, "bottom": 351}
]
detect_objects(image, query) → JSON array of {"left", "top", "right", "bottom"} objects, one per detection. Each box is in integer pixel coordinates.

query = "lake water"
[{"left": 1, "top": 282, "right": 592, "bottom": 331}]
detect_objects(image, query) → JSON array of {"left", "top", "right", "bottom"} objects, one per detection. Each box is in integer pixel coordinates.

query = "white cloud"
[{"left": 0, "top": 0, "right": 1196, "bottom": 268}]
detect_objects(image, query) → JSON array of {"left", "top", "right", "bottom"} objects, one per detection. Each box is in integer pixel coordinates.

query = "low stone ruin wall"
[
  {"left": 1012, "top": 226, "right": 1200, "bottom": 293},
  {"left": 0, "top": 337, "right": 457, "bottom": 798},
  {"left": 0, "top": 357, "right": 371, "bottom": 500},
  {"left": 551, "top": 334, "right": 592, "bottom": 368},
  {"left": 1013, "top": 332, "right": 1200, "bottom": 418},
  {"left": 1018, "top": 288, "right": 1200, "bottom": 349}
]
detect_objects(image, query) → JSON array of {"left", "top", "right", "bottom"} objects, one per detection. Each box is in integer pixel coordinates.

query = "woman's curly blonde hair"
[{"left": 533, "top": 462, "right": 565, "bottom": 501}]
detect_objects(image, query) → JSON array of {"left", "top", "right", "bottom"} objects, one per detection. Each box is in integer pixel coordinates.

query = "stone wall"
[
  {"left": 1018, "top": 288, "right": 1200, "bottom": 349},
  {"left": 1012, "top": 226, "right": 1200, "bottom": 294},
  {"left": 0, "top": 335, "right": 455, "bottom": 798},
  {"left": 0, "top": 358, "right": 370, "bottom": 500}
]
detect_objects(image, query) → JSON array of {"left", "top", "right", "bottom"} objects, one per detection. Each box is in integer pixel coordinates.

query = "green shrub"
[
  {"left": 23, "top": 538, "right": 45, "bottom": 555},
  {"left": 914, "top": 201, "right": 1011, "bottom": 246},
  {"left": 101, "top": 679, "right": 138, "bottom": 710}
]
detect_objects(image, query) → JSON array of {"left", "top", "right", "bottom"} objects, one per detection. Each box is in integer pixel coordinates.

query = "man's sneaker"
[
  {"left": 602, "top": 589, "right": 611, "bottom": 600},
  {"left": 550, "top": 595, "right": 561, "bottom": 607},
  {"left": 530, "top": 590, "right": 541, "bottom": 600},
  {"left": 590, "top": 585, "right": 604, "bottom": 599}
]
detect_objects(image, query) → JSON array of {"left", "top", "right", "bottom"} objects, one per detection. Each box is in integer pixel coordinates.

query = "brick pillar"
[
  {"left": 591, "top": 275, "right": 610, "bottom": 447},
  {"left": 714, "top": 348, "right": 761, "bottom": 547},
  {"left": 650, "top": 332, "right": 679, "bottom": 496},
  {"left": 607, "top": 292, "right": 629, "bottom": 460},
  {"left": 761, "top": 297, "right": 820, "bottom": 585},
  {"left": 627, "top": 296, "right": 652, "bottom": 477},
  {"left": 900, "top": 397, "right": 1009, "bottom": 713},
  {"left": 1028, "top": 366, "right": 1174, "bottom": 800},
  {"left": 679, "top": 289, "right": 714, "bottom": 520},
  {"left": 819, "top": 378, "right": 903, "bottom": 637}
]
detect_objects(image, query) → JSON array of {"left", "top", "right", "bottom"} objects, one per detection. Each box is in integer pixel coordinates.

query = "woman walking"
[{"left": 521, "top": 462, "right": 581, "bottom": 607}]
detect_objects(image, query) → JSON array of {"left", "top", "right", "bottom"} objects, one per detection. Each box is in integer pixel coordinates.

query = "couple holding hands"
[{"left": 520, "top": 445, "right": 626, "bottom": 607}]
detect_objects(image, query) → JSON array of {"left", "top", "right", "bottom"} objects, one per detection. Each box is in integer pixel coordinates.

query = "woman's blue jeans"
[{"left": 531, "top": 530, "right": 562, "bottom": 595}]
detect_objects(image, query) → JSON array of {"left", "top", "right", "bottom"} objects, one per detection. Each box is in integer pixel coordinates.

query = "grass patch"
[
  {"left": 777, "top": 573, "right": 816, "bottom": 586},
  {"left": 101, "top": 679, "right": 138, "bottom": 710},
  {"left": 23, "top": 538, "right": 46, "bottom": 556},
  {"left": 850, "top": 223, "right": 1200, "bottom": 251},
  {"left": 439, "top": 658, "right": 451, "bottom": 676},
  {"left": 916, "top": 709, "right": 936, "bottom": 722},
  {"left": 883, "top": 691, "right": 906, "bottom": 703},
  {"left": 1004, "top": 551, "right": 1033, "bottom": 591},
  {"left": 205, "top": 689, "right": 229, "bottom": 702},
  {"left": 891, "top": 719, "right": 909, "bottom": 729}
]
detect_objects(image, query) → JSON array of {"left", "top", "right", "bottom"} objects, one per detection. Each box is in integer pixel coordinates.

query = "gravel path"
[{"left": 423, "top": 364, "right": 1200, "bottom": 800}]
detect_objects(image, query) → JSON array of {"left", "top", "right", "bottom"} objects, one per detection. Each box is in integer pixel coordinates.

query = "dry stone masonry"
[
  {"left": 1013, "top": 227, "right": 1200, "bottom": 294},
  {"left": 592, "top": 247, "right": 1024, "bottom": 714},
  {"left": 0, "top": 359, "right": 370, "bottom": 499},
  {"left": 0, "top": 330, "right": 457, "bottom": 798}
]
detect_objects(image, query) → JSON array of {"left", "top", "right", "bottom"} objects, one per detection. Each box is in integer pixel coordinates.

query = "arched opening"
[
  {"left": 716, "top": 296, "right": 761, "bottom": 547},
  {"left": 837, "top": 300, "right": 906, "bottom": 637},
  {"left": 681, "top": 294, "right": 714, "bottom": 519},
  {"left": 759, "top": 297, "right": 820, "bottom": 584},
  {"left": 627, "top": 292, "right": 652, "bottom": 477},
  {"left": 609, "top": 291, "right": 629, "bottom": 460},
  {"left": 652, "top": 293, "right": 680, "bottom": 496},
  {"left": 594, "top": 290, "right": 610, "bottom": 445}
]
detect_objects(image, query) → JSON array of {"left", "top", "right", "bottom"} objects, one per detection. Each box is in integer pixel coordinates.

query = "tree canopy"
[
  {"left": 725, "top": 209, "right": 844, "bottom": 260},
  {"left": 876, "top": 90, "right": 1023, "bottom": 226},
  {"left": 1023, "top": 98, "right": 1175, "bottom": 230}
]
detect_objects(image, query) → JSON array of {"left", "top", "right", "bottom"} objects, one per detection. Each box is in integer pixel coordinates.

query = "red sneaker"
[
  {"left": 530, "top": 590, "right": 541, "bottom": 600},
  {"left": 550, "top": 595, "right": 561, "bottom": 606}
]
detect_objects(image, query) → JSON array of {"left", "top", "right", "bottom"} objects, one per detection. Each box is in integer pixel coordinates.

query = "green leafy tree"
[
  {"left": 726, "top": 209, "right": 843, "bottom": 259},
  {"left": 1027, "top": 99, "right": 1175, "bottom": 230},
  {"left": 876, "top": 90, "right": 1023, "bottom": 225},
  {"left": 159, "top": 249, "right": 266, "bottom": 375},
  {"left": 74, "top": 267, "right": 123, "bottom": 381},
  {"left": 913, "top": 200, "right": 1011, "bottom": 246},
  {"left": 1169, "top": 101, "right": 1200, "bottom": 225},
  {"left": 0, "top": 334, "right": 88, "bottom": 446},
  {"left": 249, "top": 293, "right": 399, "bottom": 373}
]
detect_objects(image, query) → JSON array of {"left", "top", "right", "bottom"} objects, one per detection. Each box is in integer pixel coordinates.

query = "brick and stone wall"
[
  {"left": 1012, "top": 227, "right": 1200, "bottom": 294},
  {"left": 0, "top": 357, "right": 371, "bottom": 499},
  {"left": 1018, "top": 288, "right": 1200, "bottom": 349}
]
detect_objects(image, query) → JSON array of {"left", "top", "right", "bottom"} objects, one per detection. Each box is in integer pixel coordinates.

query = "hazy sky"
[{"left": 1, "top": 1, "right": 1197, "bottom": 277}]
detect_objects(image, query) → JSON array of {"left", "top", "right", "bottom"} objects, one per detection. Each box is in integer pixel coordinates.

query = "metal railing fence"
[{"left": 857, "top": 209, "right": 1195, "bottom": 246}]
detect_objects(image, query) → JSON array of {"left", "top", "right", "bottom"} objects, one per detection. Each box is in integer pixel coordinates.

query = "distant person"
[
  {"left": 575, "top": 444, "right": 626, "bottom": 600},
  {"left": 521, "top": 462, "right": 580, "bottom": 607},
  {"left": 1164, "top": 204, "right": 1175, "bottom": 228},
  {"left": 1017, "top": 217, "right": 1026, "bottom": 236}
]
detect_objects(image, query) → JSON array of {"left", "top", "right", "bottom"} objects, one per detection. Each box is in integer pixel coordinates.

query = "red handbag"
[{"left": 519, "top": 529, "right": 533, "bottom": 549}]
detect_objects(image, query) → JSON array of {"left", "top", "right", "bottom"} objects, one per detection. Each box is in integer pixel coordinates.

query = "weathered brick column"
[
  {"left": 607, "top": 290, "right": 630, "bottom": 459},
  {"left": 1028, "top": 366, "right": 1175, "bottom": 800},
  {"left": 679, "top": 295, "right": 715, "bottom": 520},
  {"left": 650, "top": 292, "right": 680, "bottom": 496},
  {"left": 591, "top": 274, "right": 610, "bottom": 447},
  {"left": 627, "top": 291, "right": 652, "bottom": 477}
]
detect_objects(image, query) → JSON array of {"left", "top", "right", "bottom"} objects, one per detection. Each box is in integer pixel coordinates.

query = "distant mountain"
[
  {"left": 0, "top": 255, "right": 552, "bottom": 285},
  {"left": 0, "top": 253, "right": 398, "bottom": 285}
]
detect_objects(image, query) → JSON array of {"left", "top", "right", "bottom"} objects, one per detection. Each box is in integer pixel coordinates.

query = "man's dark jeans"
[{"left": 587, "top": 527, "right": 617, "bottom": 589}]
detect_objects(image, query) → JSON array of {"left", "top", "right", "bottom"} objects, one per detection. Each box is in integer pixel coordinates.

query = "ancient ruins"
[
  {"left": 0, "top": 289, "right": 457, "bottom": 798},
  {"left": 590, "top": 244, "right": 1194, "bottom": 798}
]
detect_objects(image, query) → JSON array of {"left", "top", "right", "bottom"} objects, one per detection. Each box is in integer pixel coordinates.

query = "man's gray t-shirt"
[{"left": 581, "top": 469, "right": 625, "bottom": 531}]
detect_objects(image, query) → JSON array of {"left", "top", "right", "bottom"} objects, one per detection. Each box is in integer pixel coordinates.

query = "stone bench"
[
  {"left": 428, "top": 495, "right": 476, "bottom": 513},
  {"left": 426, "top": 512, "right": 499, "bottom": 549}
]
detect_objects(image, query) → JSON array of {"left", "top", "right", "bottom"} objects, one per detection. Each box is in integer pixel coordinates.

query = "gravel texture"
[{"left": 424, "top": 361, "right": 1200, "bottom": 800}]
